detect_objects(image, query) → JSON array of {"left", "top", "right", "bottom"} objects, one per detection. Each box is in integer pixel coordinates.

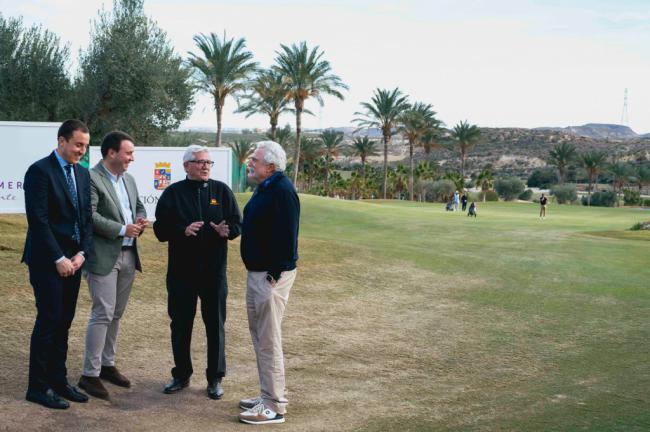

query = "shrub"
[
  {"left": 495, "top": 177, "right": 525, "bottom": 201},
  {"left": 581, "top": 191, "right": 617, "bottom": 207},
  {"left": 644, "top": 199, "right": 650, "bottom": 207},
  {"left": 630, "top": 221, "right": 650, "bottom": 231},
  {"left": 518, "top": 189, "right": 533, "bottom": 201},
  {"left": 424, "top": 179, "right": 455, "bottom": 202},
  {"left": 551, "top": 184, "right": 577, "bottom": 204},
  {"left": 527, "top": 168, "right": 557, "bottom": 188},
  {"left": 471, "top": 190, "right": 498, "bottom": 201},
  {"left": 623, "top": 189, "right": 641, "bottom": 205},
  {"left": 485, "top": 190, "right": 499, "bottom": 201}
]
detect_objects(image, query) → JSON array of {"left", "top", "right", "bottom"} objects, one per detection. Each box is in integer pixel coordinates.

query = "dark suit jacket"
[{"left": 22, "top": 151, "right": 92, "bottom": 268}]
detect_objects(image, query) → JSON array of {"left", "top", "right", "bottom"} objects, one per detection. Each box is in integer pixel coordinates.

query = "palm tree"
[
  {"left": 548, "top": 142, "right": 577, "bottom": 183},
  {"left": 443, "top": 171, "right": 465, "bottom": 193},
  {"left": 631, "top": 165, "right": 650, "bottom": 194},
  {"left": 228, "top": 139, "right": 254, "bottom": 192},
  {"left": 608, "top": 162, "right": 631, "bottom": 207},
  {"left": 274, "top": 41, "right": 348, "bottom": 184},
  {"left": 398, "top": 102, "right": 440, "bottom": 200},
  {"left": 476, "top": 167, "right": 494, "bottom": 202},
  {"left": 266, "top": 123, "right": 293, "bottom": 150},
  {"left": 580, "top": 150, "right": 608, "bottom": 206},
  {"left": 450, "top": 121, "right": 481, "bottom": 177},
  {"left": 354, "top": 88, "right": 410, "bottom": 199},
  {"left": 349, "top": 136, "right": 379, "bottom": 176},
  {"left": 320, "top": 129, "right": 345, "bottom": 196},
  {"left": 420, "top": 123, "right": 444, "bottom": 157},
  {"left": 298, "top": 137, "right": 324, "bottom": 190},
  {"left": 188, "top": 33, "right": 258, "bottom": 146},
  {"left": 236, "top": 69, "right": 290, "bottom": 141},
  {"left": 415, "top": 161, "right": 437, "bottom": 201}
]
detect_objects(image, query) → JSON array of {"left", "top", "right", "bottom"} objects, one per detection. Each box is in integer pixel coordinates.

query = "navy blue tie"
[{"left": 64, "top": 164, "right": 81, "bottom": 243}]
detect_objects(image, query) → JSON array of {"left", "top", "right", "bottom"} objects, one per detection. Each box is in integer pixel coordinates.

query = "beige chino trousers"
[
  {"left": 246, "top": 269, "right": 296, "bottom": 415},
  {"left": 83, "top": 249, "right": 136, "bottom": 377}
]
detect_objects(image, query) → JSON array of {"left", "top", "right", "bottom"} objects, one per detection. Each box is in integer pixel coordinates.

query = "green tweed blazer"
[{"left": 86, "top": 162, "right": 146, "bottom": 276}]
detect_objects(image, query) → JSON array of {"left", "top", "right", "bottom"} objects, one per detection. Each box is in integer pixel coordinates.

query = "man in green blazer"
[{"left": 78, "top": 131, "right": 147, "bottom": 400}]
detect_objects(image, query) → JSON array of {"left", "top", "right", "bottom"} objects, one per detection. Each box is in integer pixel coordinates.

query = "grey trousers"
[
  {"left": 246, "top": 269, "right": 296, "bottom": 415},
  {"left": 83, "top": 249, "right": 136, "bottom": 377}
]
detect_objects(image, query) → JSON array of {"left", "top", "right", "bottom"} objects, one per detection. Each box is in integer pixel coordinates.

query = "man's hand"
[
  {"left": 210, "top": 221, "right": 230, "bottom": 238},
  {"left": 185, "top": 221, "right": 204, "bottom": 237},
  {"left": 125, "top": 223, "right": 142, "bottom": 238},
  {"left": 70, "top": 253, "right": 85, "bottom": 271},
  {"left": 136, "top": 217, "right": 149, "bottom": 236},
  {"left": 56, "top": 258, "right": 75, "bottom": 277}
]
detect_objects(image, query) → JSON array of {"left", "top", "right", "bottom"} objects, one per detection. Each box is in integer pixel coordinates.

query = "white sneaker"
[
  {"left": 239, "top": 403, "right": 285, "bottom": 425},
  {"left": 239, "top": 396, "right": 263, "bottom": 410}
]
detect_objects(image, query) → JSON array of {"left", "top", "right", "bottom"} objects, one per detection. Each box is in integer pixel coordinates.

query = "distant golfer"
[
  {"left": 461, "top": 193, "right": 468, "bottom": 212},
  {"left": 468, "top": 201, "right": 477, "bottom": 217},
  {"left": 539, "top": 194, "right": 548, "bottom": 219},
  {"left": 453, "top": 190, "right": 460, "bottom": 211}
]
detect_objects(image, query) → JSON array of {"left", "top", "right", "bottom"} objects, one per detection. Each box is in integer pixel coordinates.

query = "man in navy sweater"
[{"left": 239, "top": 141, "right": 299, "bottom": 425}]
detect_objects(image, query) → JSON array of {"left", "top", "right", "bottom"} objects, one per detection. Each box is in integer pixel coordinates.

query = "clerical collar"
[{"left": 186, "top": 177, "right": 209, "bottom": 188}]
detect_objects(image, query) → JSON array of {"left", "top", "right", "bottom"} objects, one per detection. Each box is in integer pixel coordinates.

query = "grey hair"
[
  {"left": 255, "top": 141, "right": 286, "bottom": 172},
  {"left": 183, "top": 144, "right": 210, "bottom": 163}
]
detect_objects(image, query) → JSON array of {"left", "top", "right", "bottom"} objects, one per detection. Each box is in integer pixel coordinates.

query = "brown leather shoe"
[
  {"left": 100, "top": 366, "right": 131, "bottom": 388},
  {"left": 78, "top": 375, "right": 109, "bottom": 400}
]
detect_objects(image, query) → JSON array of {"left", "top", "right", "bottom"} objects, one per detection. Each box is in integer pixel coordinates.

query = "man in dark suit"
[{"left": 22, "top": 119, "right": 92, "bottom": 409}]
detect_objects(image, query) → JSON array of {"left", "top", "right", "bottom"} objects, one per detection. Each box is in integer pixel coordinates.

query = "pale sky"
[{"left": 2, "top": 0, "right": 650, "bottom": 134}]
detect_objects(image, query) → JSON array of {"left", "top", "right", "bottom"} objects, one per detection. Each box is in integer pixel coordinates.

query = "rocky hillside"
[{"left": 339, "top": 124, "right": 650, "bottom": 178}]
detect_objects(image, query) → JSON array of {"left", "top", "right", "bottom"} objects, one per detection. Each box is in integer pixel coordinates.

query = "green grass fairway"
[{"left": 0, "top": 197, "right": 648, "bottom": 431}]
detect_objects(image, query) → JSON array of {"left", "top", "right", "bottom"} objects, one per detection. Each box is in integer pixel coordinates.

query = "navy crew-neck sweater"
[{"left": 240, "top": 172, "right": 300, "bottom": 281}]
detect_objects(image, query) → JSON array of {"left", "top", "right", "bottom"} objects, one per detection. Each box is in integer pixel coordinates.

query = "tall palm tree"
[
  {"left": 548, "top": 142, "right": 577, "bottom": 183},
  {"left": 349, "top": 136, "right": 379, "bottom": 176},
  {"left": 236, "top": 69, "right": 291, "bottom": 141},
  {"left": 451, "top": 121, "right": 481, "bottom": 177},
  {"left": 580, "top": 150, "right": 608, "bottom": 206},
  {"left": 188, "top": 33, "right": 258, "bottom": 146},
  {"left": 319, "top": 129, "right": 345, "bottom": 196},
  {"left": 354, "top": 88, "right": 410, "bottom": 199},
  {"left": 228, "top": 139, "right": 254, "bottom": 192},
  {"left": 398, "top": 102, "right": 440, "bottom": 200},
  {"left": 476, "top": 167, "right": 494, "bottom": 202},
  {"left": 274, "top": 41, "right": 348, "bottom": 184},
  {"left": 608, "top": 162, "right": 631, "bottom": 207}
]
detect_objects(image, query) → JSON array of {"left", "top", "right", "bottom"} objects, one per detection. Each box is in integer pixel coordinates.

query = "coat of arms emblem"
[{"left": 154, "top": 162, "right": 171, "bottom": 190}]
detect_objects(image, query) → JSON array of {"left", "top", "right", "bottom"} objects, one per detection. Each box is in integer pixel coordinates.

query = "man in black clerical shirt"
[{"left": 153, "top": 145, "right": 241, "bottom": 400}]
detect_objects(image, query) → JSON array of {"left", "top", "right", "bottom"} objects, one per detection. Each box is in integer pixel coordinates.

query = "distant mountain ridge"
[{"left": 534, "top": 123, "right": 638, "bottom": 140}]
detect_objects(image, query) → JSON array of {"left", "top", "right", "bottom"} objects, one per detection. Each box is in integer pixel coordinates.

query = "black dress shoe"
[
  {"left": 26, "top": 389, "right": 70, "bottom": 409},
  {"left": 207, "top": 378, "right": 224, "bottom": 400},
  {"left": 52, "top": 384, "right": 89, "bottom": 403},
  {"left": 163, "top": 377, "right": 189, "bottom": 394}
]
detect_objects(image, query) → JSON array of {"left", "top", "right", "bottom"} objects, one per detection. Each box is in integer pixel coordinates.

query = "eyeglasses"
[{"left": 189, "top": 160, "right": 214, "bottom": 166}]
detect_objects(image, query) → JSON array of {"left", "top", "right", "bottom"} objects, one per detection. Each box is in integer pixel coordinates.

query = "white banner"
[
  {"left": 0, "top": 120, "right": 232, "bottom": 217},
  {"left": 89, "top": 146, "right": 232, "bottom": 220},
  {"left": 0, "top": 121, "right": 60, "bottom": 213}
]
